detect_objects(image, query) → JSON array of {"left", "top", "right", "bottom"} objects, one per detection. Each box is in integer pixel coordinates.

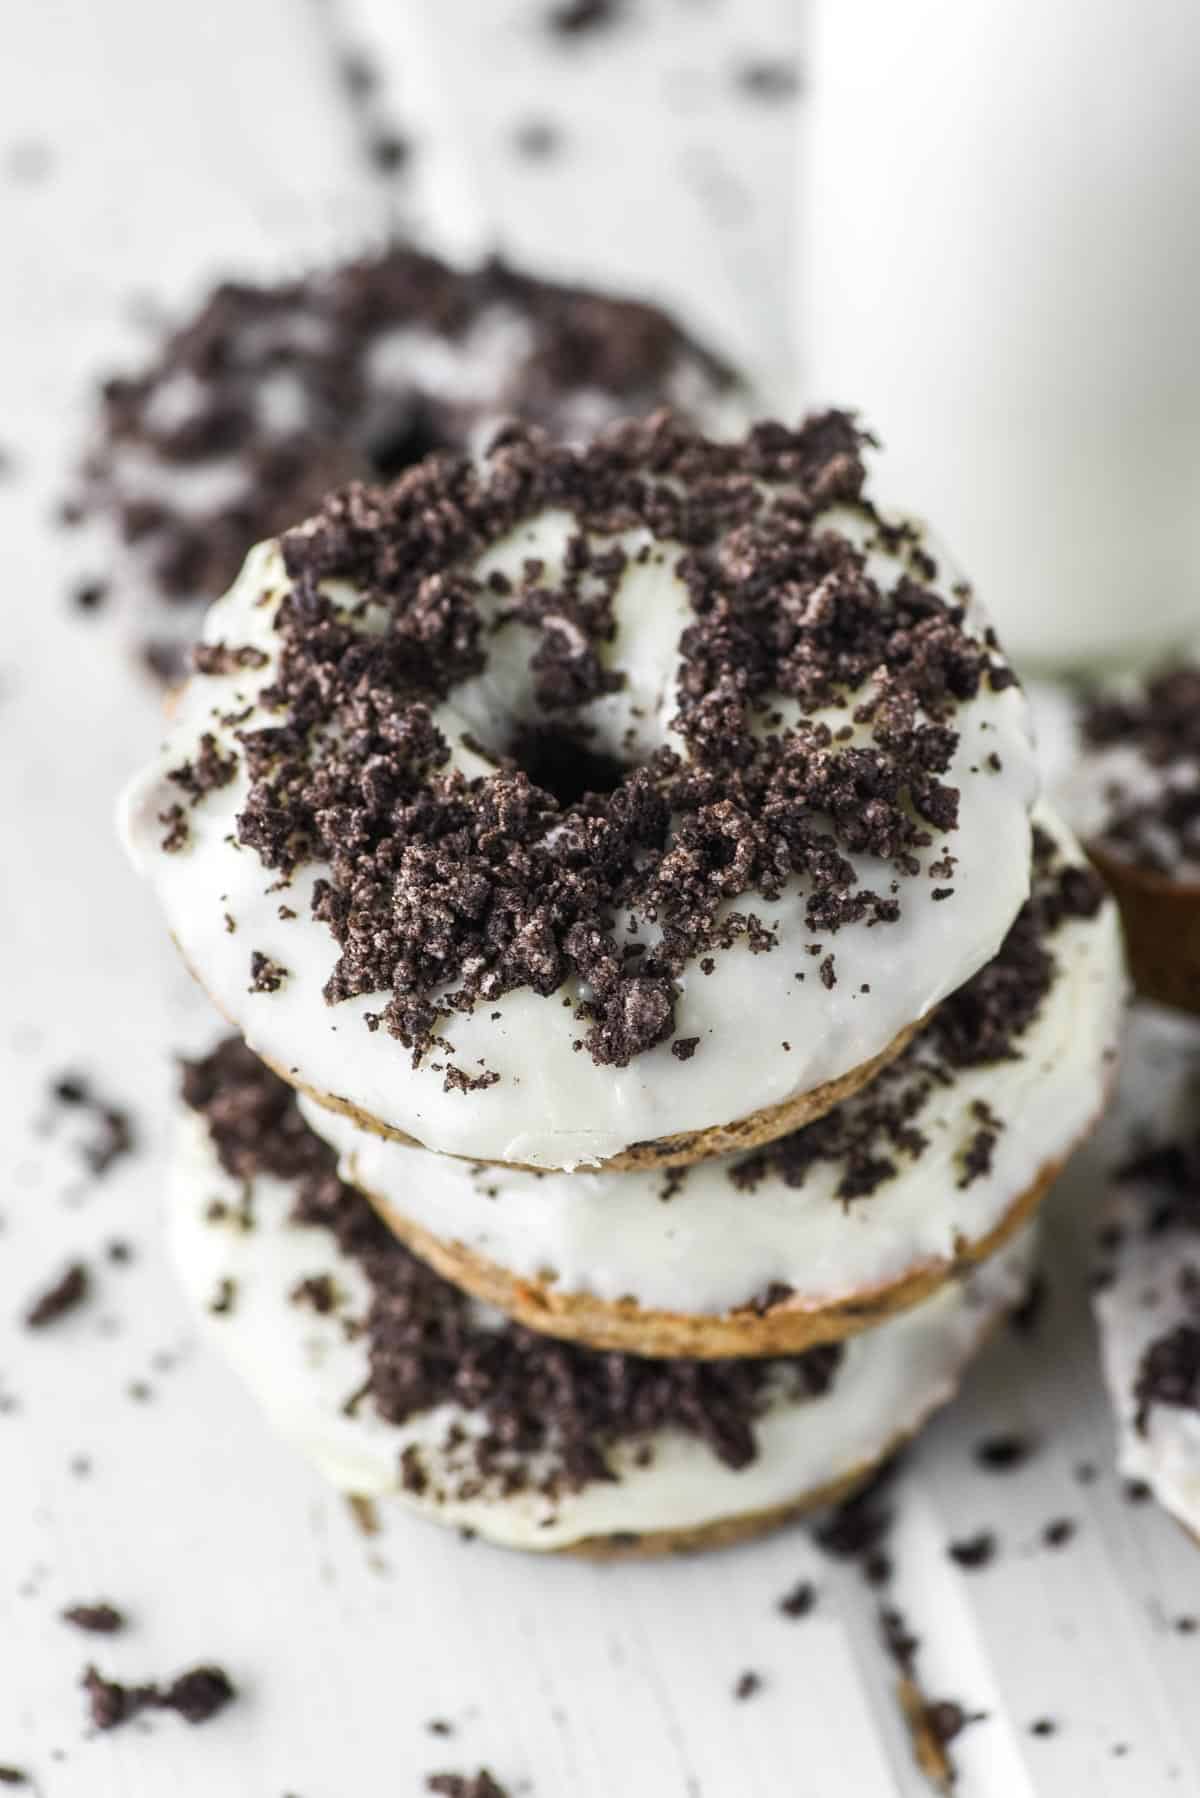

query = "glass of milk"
[{"left": 801, "top": 0, "right": 1200, "bottom": 671}]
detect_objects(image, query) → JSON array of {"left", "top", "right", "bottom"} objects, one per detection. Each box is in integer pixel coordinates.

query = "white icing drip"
[
  {"left": 299, "top": 808, "right": 1123, "bottom": 1316},
  {"left": 169, "top": 1102, "right": 1038, "bottom": 1550},
  {"left": 121, "top": 504, "right": 1039, "bottom": 1169}
]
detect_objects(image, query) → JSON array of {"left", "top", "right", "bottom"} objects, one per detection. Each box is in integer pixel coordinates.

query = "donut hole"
[
  {"left": 359, "top": 394, "right": 452, "bottom": 480},
  {"left": 510, "top": 722, "right": 627, "bottom": 809}
]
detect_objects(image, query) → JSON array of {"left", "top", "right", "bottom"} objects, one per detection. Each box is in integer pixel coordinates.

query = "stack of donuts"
[{"left": 121, "top": 409, "right": 1126, "bottom": 1555}]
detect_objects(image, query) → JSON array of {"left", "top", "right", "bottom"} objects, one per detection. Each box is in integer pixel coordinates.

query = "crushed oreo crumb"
[
  {"left": 248, "top": 951, "right": 288, "bottom": 994},
  {"left": 68, "top": 249, "right": 734, "bottom": 654},
  {"left": 225, "top": 412, "right": 1011, "bottom": 1070},
  {"left": 777, "top": 1579, "right": 816, "bottom": 1619},
  {"left": 426, "top": 1773, "right": 510, "bottom": 1798},
  {"left": 1114, "top": 1127, "right": 1200, "bottom": 1434},
  {"left": 733, "top": 1670, "right": 763, "bottom": 1701},
  {"left": 47, "top": 1071, "right": 135, "bottom": 1176},
  {"left": 62, "top": 1602, "right": 126, "bottom": 1634},
  {"left": 947, "top": 1531, "right": 996, "bottom": 1571},
  {"left": 1133, "top": 1322, "right": 1200, "bottom": 1435},
  {"left": 734, "top": 59, "right": 800, "bottom": 102},
  {"left": 513, "top": 119, "right": 561, "bottom": 159},
  {"left": 731, "top": 829, "right": 1098, "bottom": 1203},
  {"left": 24, "top": 1262, "right": 89, "bottom": 1329},
  {"left": 183, "top": 1041, "right": 844, "bottom": 1502},
  {"left": 82, "top": 1662, "right": 235, "bottom": 1731},
  {"left": 546, "top": 0, "right": 622, "bottom": 36},
  {"left": 1081, "top": 665, "right": 1200, "bottom": 873}
]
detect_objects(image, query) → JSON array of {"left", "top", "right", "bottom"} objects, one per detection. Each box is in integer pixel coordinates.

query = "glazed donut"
[
  {"left": 1063, "top": 663, "right": 1200, "bottom": 1015},
  {"left": 301, "top": 807, "right": 1124, "bottom": 1355},
  {"left": 171, "top": 1041, "right": 1038, "bottom": 1556},
  {"left": 121, "top": 411, "right": 1040, "bottom": 1171},
  {"left": 1094, "top": 1008, "right": 1200, "bottom": 1538},
  {"left": 67, "top": 247, "right": 743, "bottom": 676}
]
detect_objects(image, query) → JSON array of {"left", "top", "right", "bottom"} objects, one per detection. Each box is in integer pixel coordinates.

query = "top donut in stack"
[{"left": 123, "top": 410, "right": 1048, "bottom": 1176}]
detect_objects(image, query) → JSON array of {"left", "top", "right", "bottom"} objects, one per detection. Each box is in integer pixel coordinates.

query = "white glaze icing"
[
  {"left": 299, "top": 809, "right": 1123, "bottom": 1317},
  {"left": 1094, "top": 1009, "right": 1200, "bottom": 1536},
  {"left": 169, "top": 1100, "right": 1038, "bottom": 1550},
  {"left": 121, "top": 483, "right": 1039, "bottom": 1170}
]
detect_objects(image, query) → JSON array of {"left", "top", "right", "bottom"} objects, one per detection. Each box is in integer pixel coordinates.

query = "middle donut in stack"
[{"left": 122, "top": 410, "right": 1125, "bottom": 1548}]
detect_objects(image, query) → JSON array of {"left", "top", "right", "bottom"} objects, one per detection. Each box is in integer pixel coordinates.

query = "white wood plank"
[{"left": 4, "top": 4, "right": 1200, "bottom": 1795}]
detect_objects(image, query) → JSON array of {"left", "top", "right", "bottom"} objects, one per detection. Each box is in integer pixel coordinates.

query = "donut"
[
  {"left": 298, "top": 807, "right": 1124, "bottom": 1356},
  {"left": 171, "top": 1039, "right": 1039, "bottom": 1557},
  {"left": 66, "top": 247, "right": 743, "bottom": 676},
  {"left": 1094, "top": 1008, "right": 1200, "bottom": 1538},
  {"left": 120, "top": 411, "right": 1040, "bottom": 1172},
  {"left": 1063, "top": 663, "right": 1200, "bottom": 1015}
]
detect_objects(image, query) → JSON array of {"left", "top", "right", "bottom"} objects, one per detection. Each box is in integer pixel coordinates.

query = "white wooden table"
[{"left": 2, "top": 4, "right": 1198, "bottom": 1793}]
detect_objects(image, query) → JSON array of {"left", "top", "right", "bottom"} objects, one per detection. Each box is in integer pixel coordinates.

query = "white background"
[{"left": 2, "top": 2, "right": 1199, "bottom": 1793}]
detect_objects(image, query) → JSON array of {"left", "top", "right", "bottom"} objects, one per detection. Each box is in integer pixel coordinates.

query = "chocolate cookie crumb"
[
  {"left": 159, "top": 803, "right": 188, "bottom": 852},
  {"left": 814, "top": 1460, "right": 897, "bottom": 1569},
  {"left": 208, "top": 1277, "right": 237, "bottom": 1316},
  {"left": 248, "top": 951, "right": 288, "bottom": 994},
  {"left": 48, "top": 1072, "right": 136, "bottom": 1176},
  {"left": 974, "top": 1433, "right": 1036, "bottom": 1473},
  {"left": 547, "top": 0, "right": 621, "bottom": 36},
  {"left": 1081, "top": 666, "right": 1200, "bottom": 874},
  {"left": 1042, "top": 1517, "right": 1076, "bottom": 1549},
  {"left": 1029, "top": 1717, "right": 1057, "bottom": 1737},
  {"left": 182, "top": 1040, "right": 845, "bottom": 1500},
  {"left": 82, "top": 1662, "right": 235, "bottom": 1731},
  {"left": 0, "top": 1769, "right": 28, "bottom": 1787},
  {"left": 292, "top": 1272, "right": 337, "bottom": 1314},
  {"left": 735, "top": 59, "right": 800, "bottom": 102},
  {"left": 777, "top": 1579, "right": 816, "bottom": 1619},
  {"left": 25, "top": 1262, "right": 89, "bottom": 1329},
  {"left": 947, "top": 1531, "right": 996, "bottom": 1571},
  {"left": 1133, "top": 1322, "right": 1200, "bottom": 1435},
  {"left": 72, "top": 578, "right": 109, "bottom": 613},
  {"left": 1009, "top": 1273, "right": 1048, "bottom": 1338},
  {"left": 729, "top": 834, "right": 1090, "bottom": 1205},
  {"left": 426, "top": 1773, "right": 509, "bottom": 1798},
  {"left": 62, "top": 1602, "right": 125, "bottom": 1633},
  {"left": 733, "top": 1670, "right": 763, "bottom": 1701}
]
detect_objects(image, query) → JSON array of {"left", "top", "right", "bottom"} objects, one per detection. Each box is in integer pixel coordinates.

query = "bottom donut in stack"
[
  {"left": 173, "top": 1040, "right": 1037, "bottom": 1556},
  {"left": 167, "top": 814, "right": 1124, "bottom": 1555}
]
